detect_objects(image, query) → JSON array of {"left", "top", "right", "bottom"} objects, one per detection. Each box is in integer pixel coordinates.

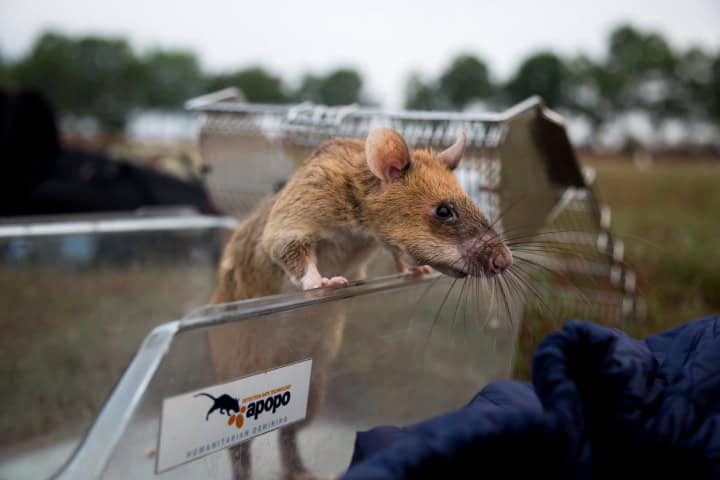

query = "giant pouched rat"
[{"left": 208, "top": 128, "right": 512, "bottom": 480}]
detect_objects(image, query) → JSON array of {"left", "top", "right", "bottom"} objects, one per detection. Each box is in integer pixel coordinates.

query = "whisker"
[
  {"left": 423, "top": 276, "right": 458, "bottom": 349},
  {"left": 496, "top": 274, "right": 514, "bottom": 330},
  {"left": 512, "top": 259, "right": 595, "bottom": 311},
  {"left": 450, "top": 276, "right": 469, "bottom": 335}
]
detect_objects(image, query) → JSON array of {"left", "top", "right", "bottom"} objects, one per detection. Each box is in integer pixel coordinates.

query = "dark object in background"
[
  {"left": 0, "top": 89, "right": 216, "bottom": 217},
  {"left": 343, "top": 315, "right": 720, "bottom": 479},
  {"left": 0, "top": 89, "right": 61, "bottom": 214}
]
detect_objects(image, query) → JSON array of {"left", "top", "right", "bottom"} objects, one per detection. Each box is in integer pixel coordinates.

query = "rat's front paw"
[
  {"left": 321, "top": 276, "right": 348, "bottom": 287},
  {"left": 301, "top": 277, "right": 322, "bottom": 290}
]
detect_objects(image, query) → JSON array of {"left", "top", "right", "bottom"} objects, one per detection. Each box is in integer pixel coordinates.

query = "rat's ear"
[
  {"left": 437, "top": 132, "right": 467, "bottom": 170},
  {"left": 365, "top": 128, "right": 410, "bottom": 183}
]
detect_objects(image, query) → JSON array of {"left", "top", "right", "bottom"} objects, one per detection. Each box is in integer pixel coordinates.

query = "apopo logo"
[
  {"left": 194, "top": 384, "right": 292, "bottom": 430},
  {"left": 158, "top": 360, "right": 311, "bottom": 472}
]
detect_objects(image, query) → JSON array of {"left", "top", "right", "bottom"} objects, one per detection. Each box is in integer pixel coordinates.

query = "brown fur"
[{"left": 208, "top": 129, "right": 509, "bottom": 479}]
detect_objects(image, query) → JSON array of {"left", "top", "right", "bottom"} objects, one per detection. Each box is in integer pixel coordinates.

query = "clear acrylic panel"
[
  {"left": 0, "top": 213, "right": 232, "bottom": 480},
  {"left": 61, "top": 273, "right": 521, "bottom": 479}
]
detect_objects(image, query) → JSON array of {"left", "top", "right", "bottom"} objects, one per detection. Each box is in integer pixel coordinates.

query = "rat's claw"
[{"left": 321, "top": 276, "right": 349, "bottom": 287}]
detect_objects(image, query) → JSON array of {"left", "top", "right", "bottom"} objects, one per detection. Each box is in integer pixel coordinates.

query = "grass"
[
  {"left": 512, "top": 157, "right": 720, "bottom": 379},
  {"left": 0, "top": 264, "right": 215, "bottom": 448}
]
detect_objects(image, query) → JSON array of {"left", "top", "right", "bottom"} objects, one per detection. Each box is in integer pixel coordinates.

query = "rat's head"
[{"left": 364, "top": 128, "right": 512, "bottom": 278}]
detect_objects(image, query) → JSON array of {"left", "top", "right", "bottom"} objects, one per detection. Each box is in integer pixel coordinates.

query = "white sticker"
[{"left": 156, "top": 359, "right": 313, "bottom": 473}]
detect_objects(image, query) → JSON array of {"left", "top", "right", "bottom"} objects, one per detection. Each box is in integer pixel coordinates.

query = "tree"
[
  {"left": 137, "top": 49, "right": 205, "bottom": 109},
  {"left": 318, "top": 69, "right": 362, "bottom": 105},
  {"left": 295, "top": 68, "right": 364, "bottom": 105},
  {"left": 0, "top": 53, "right": 9, "bottom": 85},
  {"left": 505, "top": 52, "right": 566, "bottom": 108},
  {"left": 404, "top": 72, "right": 444, "bottom": 110},
  {"left": 561, "top": 25, "right": 687, "bottom": 146},
  {"left": 710, "top": 53, "right": 720, "bottom": 122},
  {"left": 12, "top": 32, "right": 142, "bottom": 131},
  {"left": 605, "top": 25, "right": 677, "bottom": 120},
  {"left": 206, "top": 67, "right": 288, "bottom": 103},
  {"left": 562, "top": 55, "right": 614, "bottom": 144},
  {"left": 608, "top": 25, "right": 675, "bottom": 75},
  {"left": 685, "top": 50, "right": 720, "bottom": 124},
  {"left": 438, "top": 55, "right": 493, "bottom": 109},
  {"left": 295, "top": 73, "right": 323, "bottom": 103}
]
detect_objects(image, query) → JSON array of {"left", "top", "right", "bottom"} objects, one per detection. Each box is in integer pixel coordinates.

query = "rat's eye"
[{"left": 434, "top": 203, "right": 457, "bottom": 222}]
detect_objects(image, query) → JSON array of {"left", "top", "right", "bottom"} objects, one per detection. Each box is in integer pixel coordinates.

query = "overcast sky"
[{"left": 2, "top": 0, "right": 719, "bottom": 107}]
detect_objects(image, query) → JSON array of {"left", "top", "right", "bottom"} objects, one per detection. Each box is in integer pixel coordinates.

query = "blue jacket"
[{"left": 343, "top": 316, "right": 720, "bottom": 479}]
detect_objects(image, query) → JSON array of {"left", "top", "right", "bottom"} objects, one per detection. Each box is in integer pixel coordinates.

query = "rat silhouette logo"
[
  {"left": 194, "top": 389, "right": 292, "bottom": 430},
  {"left": 194, "top": 392, "right": 245, "bottom": 427}
]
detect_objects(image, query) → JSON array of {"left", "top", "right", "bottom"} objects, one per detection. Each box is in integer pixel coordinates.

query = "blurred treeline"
[
  {"left": 0, "top": 31, "right": 362, "bottom": 133},
  {"left": 407, "top": 25, "right": 720, "bottom": 148},
  {"left": 2, "top": 24, "right": 719, "bottom": 147}
]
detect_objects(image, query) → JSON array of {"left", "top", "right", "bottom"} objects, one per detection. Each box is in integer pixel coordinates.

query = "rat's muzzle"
[
  {"left": 462, "top": 231, "right": 513, "bottom": 276},
  {"left": 487, "top": 244, "right": 512, "bottom": 274}
]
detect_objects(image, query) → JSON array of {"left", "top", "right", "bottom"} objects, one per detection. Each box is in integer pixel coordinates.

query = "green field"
[{"left": 513, "top": 157, "right": 720, "bottom": 379}]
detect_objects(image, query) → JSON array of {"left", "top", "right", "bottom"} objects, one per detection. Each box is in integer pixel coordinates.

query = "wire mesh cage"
[{"left": 188, "top": 93, "right": 641, "bottom": 325}]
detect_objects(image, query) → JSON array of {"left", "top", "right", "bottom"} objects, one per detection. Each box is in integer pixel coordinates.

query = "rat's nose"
[{"left": 488, "top": 247, "right": 512, "bottom": 274}]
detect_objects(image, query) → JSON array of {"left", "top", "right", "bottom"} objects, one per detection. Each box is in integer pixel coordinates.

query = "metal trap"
[{"left": 188, "top": 92, "right": 640, "bottom": 323}]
